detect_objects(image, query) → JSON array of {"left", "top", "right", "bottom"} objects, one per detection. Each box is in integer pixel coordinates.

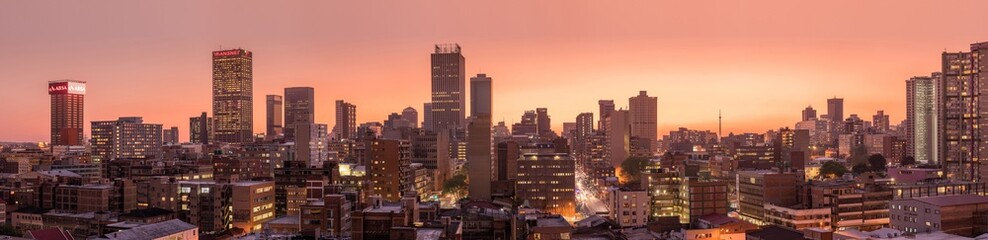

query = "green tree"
[
  {"left": 820, "top": 161, "right": 847, "bottom": 178},
  {"left": 0, "top": 224, "right": 19, "bottom": 237},
  {"left": 619, "top": 156, "right": 649, "bottom": 182},
  {"left": 900, "top": 156, "right": 916, "bottom": 166},
  {"left": 852, "top": 163, "right": 870, "bottom": 175},
  {"left": 868, "top": 154, "right": 887, "bottom": 172},
  {"left": 443, "top": 174, "right": 467, "bottom": 194}
]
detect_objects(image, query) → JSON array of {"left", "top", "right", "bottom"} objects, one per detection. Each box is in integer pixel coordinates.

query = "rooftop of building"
[
  {"left": 13, "top": 206, "right": 50, "bottom": 214},
  {"left": 231, "top": 181, "right": 272, "bottom": 187},
  {"left": 95, "top": 219, "right": 196, "bottom": 240},
  {"left": 913, "top": 194, "right": 988, "bottom": 207},
  {"left": 746, "top": 225, "right": 805, "bottom": 240},
  {"left": 535, "top": 216, "right": 572, "bottom": 228},
  {"left": 28, "top": 228, "right": 73, "bottom": 240},
  {"left": 364, "top": 203, "right": 404, "bottom": 213},
  {"left": 119, "top": 207, "right": 174, "bottom": 218},
  {"left": 417, "top": 228, "right": 444, "bottom": 240},
  {"left": 697, "top": 214, "right": 741, "bottom": 226},
  {"left": 265, "top": 215, "right": 300, "bottom": 225}
]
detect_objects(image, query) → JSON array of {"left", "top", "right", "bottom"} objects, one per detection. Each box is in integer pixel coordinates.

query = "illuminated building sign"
[
  {"left": 48, "top": 82, "right": 86, "bottom": 95},
  {"left": 213, "top": 50, "right": 251, "bottom": 58}
]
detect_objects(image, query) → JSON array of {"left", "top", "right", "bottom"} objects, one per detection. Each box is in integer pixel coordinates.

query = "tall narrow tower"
[
  {"left": 211, "top": 49, "right": 253, "bottom": 143},
  {"left": 49, "top": 80, "right": 86, "bottom": 146},
  {"left": 430, "top": 44, "right": 466, "bottom": 132}
]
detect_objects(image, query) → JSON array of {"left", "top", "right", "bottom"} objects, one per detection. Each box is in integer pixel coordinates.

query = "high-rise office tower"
[
  {"left": 827, "top": 98, "right": 844, "bottom": 144},
  {"left": 422, "top": 103, "right": 433, "bottom": 131},
  {"left": 266, "top": 95, "right": 284, "bottom": 138},
  {"left": 598, "top": 100, "right": 615, "bottom": 131},
  {"left": 48, "top": 80, "right": 86, "bottom": 146},
  {"left": 562, "top": 122, "right": 576, "bottom": 139},
  {"left": 605, "top": 110, "right": 631, "bottom": 167},
  {"left": 802, "top": 106, "right": 817, "bottom": 121},
  {"left": 91, "top": 117, "right": 162, "bottom": 162},
  {"left": 334, "top": 100, "right": 356, "bottom": 140},
  {"left": 470, "top": 74, "right": 492, "bottom": 117},
  {"left": 511, "top": 111, "right": 538, "bottom": 136},
  {"left": 284, "top": 87, "right": 315, "bottom": 141},
  {"left": 629, "top": 91, "right": 658, "bottom": 155},
  {"left": 211, "top": 49, "right": 253, "bottom": 143},
  {"left": 536, "top": 108, "right": 552, "bottom": 138},
  {"left": 162, "top": 126, "right": 179, "bottom": 145},
  {"left": 430, "top": 44, "right": 466, "bottom": 132},
  {"left": 941, "top": 42, "right": 988, "bottom": 181},
  {"left": 468, "top": 73, "right": 493, "bottom": 201},
  {"left": 402, "top": 107, "right": 418, "bottom": 129},
  {"left": 827, "top": 98, "right": 844, "bottom": 124},
  {"left": 906, "top": 75, "right": 940, "bottom": 165},
  {"left": 515, "top": 145, "right": 576, "bottom": 218},
  {"left": 189, "top": 112, "right": 212, "bottom": 144},
  {"left": 367, "top": 139, "right": 412, "bottom": 201},
  {"left": 574, "top": 113, "right": 594, "bottom": 156},
  {"left": 873, "top": 110, "right": 890, "bottom": 133}
]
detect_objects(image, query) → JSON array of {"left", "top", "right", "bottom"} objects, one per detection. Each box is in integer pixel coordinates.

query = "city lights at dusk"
[{"left": 2, "top": 1, "right": 988, "bottom": 239}]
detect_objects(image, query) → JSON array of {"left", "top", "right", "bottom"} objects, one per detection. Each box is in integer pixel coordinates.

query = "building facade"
[{"left": 211, "top": 48, "right": 254, "bottom": 143}]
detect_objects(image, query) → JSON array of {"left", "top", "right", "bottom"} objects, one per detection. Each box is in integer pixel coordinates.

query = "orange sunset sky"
[{"left": 2, "top": 1, "right": 988, "bottom": 142}]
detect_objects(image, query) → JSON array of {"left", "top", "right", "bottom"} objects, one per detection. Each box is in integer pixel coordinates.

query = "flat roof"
[
  {"left": 914, "top": 194, "right": 988, "bottom": 207},
  {"left": 231, "top": 181, "right": 273, "bottom": 187}
]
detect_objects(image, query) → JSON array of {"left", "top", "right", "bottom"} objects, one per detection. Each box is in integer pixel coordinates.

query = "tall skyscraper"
[
  {"left": 470, "top": 73, "right": 492, "bottom": 117},
  {"left": 266, "top": 95, "right": 284, "bottom": 138},
  {"left": 827, "top": 98, "right": 844, "bottom": 124},
  {"left": 284, "top": 87, "right": 315, "bottom": 141},
  {"left": 906, "top": 75, "right": 940, "bottom": 165},
  {"left": 48, "top": 80, "right": 86, "bottom": 146},
  {"left": 574, "top": 112, "right": 594, "bottom": 156},
  {"left": 598, "top": 100, "right": 615, "bottom": 131},
  {"left": 162, "top": 126, "right": 179, "bottom": 145},
  {"left": 605, "top": 110, "right": 631, "bottom": 167},
  {"left": 402, "top": 107, "right": 418, "bottom": 129},
  {"left": 629, "top": 91, "right": 658, "bottom": 155},
  {"left": 941, "top": 42, "right": 988, "bottom": 181},
  {"left": 430, "top": 44, "right": 466, "bottom": 132},
  {"left": 422, "top": 103, "right": 433, "bottom": 132},
  {"left": 189, "top": 112, "right": 212, "bottom": 144},
  {"left": 91, "top": 117, "right": 162, "bottom": 162},
  {"left": 827, "top": 98, "right": 844, "bottom": 144},
  {"left": 334, "top": 100, "right": 357, "bottom": 140},
  {"left": 536, "top": 108, "right": 552, "bottom": 137},
  {"left": 873, "top": 110, "right": 890, "bottom": 133},
  {"left": 802, "top": 106, "right": 817, "bottom": 121},
  {"left": 468, "top": 73, "right": 493, "bottom": 201},
  {"left": 211, "top": 49, "right": 253, "bottom": 143}
]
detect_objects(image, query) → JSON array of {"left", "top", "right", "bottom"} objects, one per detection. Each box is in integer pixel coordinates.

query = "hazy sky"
[{"left": 2, "top": 1, "right": 987, "bottom": 142}]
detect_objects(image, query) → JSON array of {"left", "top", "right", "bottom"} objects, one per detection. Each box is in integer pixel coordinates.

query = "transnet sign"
[
  {"left": 48, "top": 82, "right": 86, "bottom": 95},
  {"left": 213, "top": 50, "right": 251, "bottom": 58}
]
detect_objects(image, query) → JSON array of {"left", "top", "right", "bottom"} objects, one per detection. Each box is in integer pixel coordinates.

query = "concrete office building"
[
  {"left": 90, "top": 117, "right": 162, "bottom": 162},
  {"left": 48, "top": 80, "right": 87, "bottom": 146},
  {"left": 211, "top": 48, "right": 253, "bottom": 143}
]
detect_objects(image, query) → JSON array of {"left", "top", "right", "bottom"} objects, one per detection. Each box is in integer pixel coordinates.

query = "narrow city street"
[{"left": 575, "top": 166, "right": 608, "bottom": 221}]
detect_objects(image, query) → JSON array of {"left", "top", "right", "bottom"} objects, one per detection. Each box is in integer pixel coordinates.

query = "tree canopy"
[
  {"left": 820, "top": 161, "right": 847, "bottom": 178},
  {"left": 868, "top": 154, "right": 887, "bottom": 172},
  {"left": 901, "top": 156, "right": 916, "bottom": 166},
  {"left": 619, "top": 156, "right": 650, "bottom": 182},
  {"left": 852, "top": 163, "right": 870, "bottom": 175},
  {"left": 442, "top": 174, "right": 467, "bottom": 195}
]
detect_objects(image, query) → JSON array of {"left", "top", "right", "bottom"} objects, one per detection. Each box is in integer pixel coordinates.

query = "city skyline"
[{"left": 4, "top": 1, "right": 988, "bottom": 142}]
